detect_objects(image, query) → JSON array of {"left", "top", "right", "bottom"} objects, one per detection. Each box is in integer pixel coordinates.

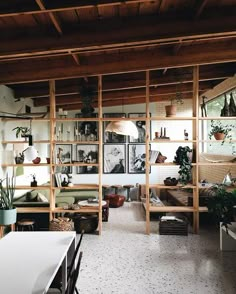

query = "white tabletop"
[
  {"left": 78, "top": 200, "right": 106, "bottom": 207},
  {"left": 0, "top": 231, "right": 76, "bottom": 294}
]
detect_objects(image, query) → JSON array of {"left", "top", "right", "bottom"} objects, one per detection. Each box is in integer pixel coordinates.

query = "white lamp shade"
[
  {"left": 24, "top": 146, "right": 38, "bottom": 161},
  {"left": 105, "top": 121, "right": 138, "bottom": 139}
]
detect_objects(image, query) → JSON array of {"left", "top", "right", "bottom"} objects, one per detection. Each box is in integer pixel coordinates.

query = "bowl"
[{"left": 164, "top": 178, "right": 178, "bottom": 186}]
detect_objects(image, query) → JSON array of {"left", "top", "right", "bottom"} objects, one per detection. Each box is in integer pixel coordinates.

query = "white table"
[
  {"left": 78, "top": 200, "right": 106, "bottom": 207},
  {"left": 0, "top": 231, "right": 76, "bottom": 294}
]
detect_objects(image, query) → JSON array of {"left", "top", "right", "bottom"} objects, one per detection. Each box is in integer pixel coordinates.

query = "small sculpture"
[{"left": 31, "top": 174, "right": 37, "bottom": 187}]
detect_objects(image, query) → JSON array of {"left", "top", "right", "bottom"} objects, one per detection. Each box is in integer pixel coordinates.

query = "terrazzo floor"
[{"left": 77, "top": 201, "right": 236, "bottom": 294}]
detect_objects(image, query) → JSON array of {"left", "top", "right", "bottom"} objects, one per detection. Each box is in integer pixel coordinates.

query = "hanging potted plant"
[
  {"left": 208, "top": 120, "right": 235, "bottom": 145},
  {"left": 165, "top": 90, "right": 184, "bottom": 117},
  {"left": 0, "top": 175, "right": 17, "bottom": 225}
]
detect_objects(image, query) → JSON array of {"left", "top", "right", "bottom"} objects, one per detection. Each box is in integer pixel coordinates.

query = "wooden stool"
[
  {"left": 17, "top": 219, "right": 35, "bottom": 231},
  {"left": 123, "top": 185, "right": 134, "bottom": 202},
  {"left": 111, "top": 185, "right": 122, "bottom": 194}
]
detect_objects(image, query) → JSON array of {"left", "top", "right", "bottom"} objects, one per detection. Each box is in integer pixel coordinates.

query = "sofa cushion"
[{"left": 37, "top": 192, "right": 49, "bottom": 203}]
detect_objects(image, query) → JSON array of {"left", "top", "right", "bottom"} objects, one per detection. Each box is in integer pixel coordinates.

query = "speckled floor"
[{"left": 77, "top": 202, "right": 236, "bottom": 294}]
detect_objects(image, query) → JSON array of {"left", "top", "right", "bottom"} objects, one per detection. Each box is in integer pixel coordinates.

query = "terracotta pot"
[
  {"left": 32, "top": 157, "right": 41, "bottom": 164},
  {"left": 165, "top": 105, "right": 176, "bottom": 117},
  {"left": 213, "top": 132, "right": 225, "bottom": 140}
]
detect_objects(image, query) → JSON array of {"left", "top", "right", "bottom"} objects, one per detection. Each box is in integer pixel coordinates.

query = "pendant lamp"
[
  {"left": 105, "top": 120, "right": 138, "bottom": 139},
  {"left": 23, "top": 135, "right": 38, "bottom": 161}
]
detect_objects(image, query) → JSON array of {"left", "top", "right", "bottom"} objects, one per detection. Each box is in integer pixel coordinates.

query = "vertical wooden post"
[
  {"left": 49, "top": 80, "right": 56, "bottom": 221},
  {"left": 192, "top": 66, "right": 199, "bottom": 234},
  {"left": 98, "top": 75, "right": 103, "bottom": 235},
  {"left": 145, "top": 70, "right": 150, "bottom": 234}
]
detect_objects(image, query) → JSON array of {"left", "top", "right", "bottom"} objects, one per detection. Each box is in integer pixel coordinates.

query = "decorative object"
[
  {"left": 207, "top": 185, "right": 236, "bottom": 232},
  {"left": 73, "top": 214, "right": 98, "bottom": 233},
  {"left": 200, "top": 96, "right": 207, "bottom": 117},
  {"left": 164, "top": 177, "right": 178, "bottom": 186},
  {"left": 46, "top": 157, "right": 50, "bottom": 164},
  {"left": 55, "top": 144, "right": 72, "bottom": 174},
  {"left": 76, "top": 144, "right": 98, "bottom": 174},
  {"left": 32, "top": 156, "right": 41, "bottom": 164},
  {"left": 12, "top": 126, "right": 31, "bottom": 138},
  {"left": 184, "top": 129, "right": 189, "bottom": 140},
  {"left": 0, "top": 175, "right": 17, "bottom": 225},
  {"left": 208, "top": 120, "right": 235, "bottom": 145},
  {"left": 128, "top": 144, "right": 150, "bottom": 174},
  {"left": 30, "top": 174, "right": 37, "bottom": 187},
  {"left": 103, "top": 144, "right": 126, "bottom": 174},
  {"left": 128, "top": 113, "right": 151, "bottom": 143},
  {"left": 104, "top": 113, "right": 126, "bottom": 143},
  {"left": 159, "top": 216, "right": 188, "bottom": 235},
  {"left": 174, "top": 146, "right": 193, "bottom": 184},
  {"left": 15, "top": 152, "right": 24, "bottom": 164}
]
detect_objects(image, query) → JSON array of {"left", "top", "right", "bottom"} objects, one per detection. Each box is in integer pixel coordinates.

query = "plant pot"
[
  {"left": 213, "top": 132, "right": 225, "bottom": 140},
  {"left": 165, "top": 105, "right": 176, "bottom": 117},
  {"left": 0, "top": 208, "right": 17, "bottom": 225}
]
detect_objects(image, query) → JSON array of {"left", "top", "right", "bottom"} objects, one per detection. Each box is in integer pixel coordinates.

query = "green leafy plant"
[
  {"left": 0, "top": 175, "right": 16, "bottom": 210},
  {"left": 207, "top": 186, "right": 236, "bottom": 232},
  {"left": 208, "top": 120, "right": 235, "bottom": 145},
  {"left": 12, "top": 126, "right": 31, "bottom": 138},
  {"left": 174, "top": 146, "right": 193, "bottom": 185}
]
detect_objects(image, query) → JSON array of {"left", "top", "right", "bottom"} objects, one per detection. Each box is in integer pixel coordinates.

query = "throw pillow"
[
  {"left": 25, "top": 191, "right": 38, "bottom": 202},
  {"left": 37, "top": 192, "right": 49, "bottom": 203}
]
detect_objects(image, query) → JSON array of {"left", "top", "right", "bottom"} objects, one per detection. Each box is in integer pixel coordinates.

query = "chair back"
[
  {"left": 67, "top": 230, "right": 84, "bottom": 280},
  {"left": 66, "top": 251, "right": 83, "bottom": 294}
]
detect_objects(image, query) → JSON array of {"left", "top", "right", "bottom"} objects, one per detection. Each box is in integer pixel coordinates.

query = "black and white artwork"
[
  {"left": 76, "top": 144, "right": 98, "bottom": 174},
  {"left": 103, "top": 113, "right": 126, "bottom": 143},
  {"left": 75, "top": 113, "right": 98, "bottom": 141},
  {"left": 55, "top": 144, "right": 72, "bottom": 174},
  {"left": 128, "top": 144, "right": 149, "bottom": 174},
  {"left": 128, "top": 113, "right": 151, "bottom": 143},
  {"left": 103, "top": 144, "right": 126, "bottom": 174}
]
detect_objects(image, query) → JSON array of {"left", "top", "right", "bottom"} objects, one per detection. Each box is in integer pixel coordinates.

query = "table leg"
[{"left": 61, "top": 257, "right": 67, "bottom": 294}]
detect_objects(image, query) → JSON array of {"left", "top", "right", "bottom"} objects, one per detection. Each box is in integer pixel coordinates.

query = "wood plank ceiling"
[{"left": 0, "top": 0, "right": 235, "bottom": 110}]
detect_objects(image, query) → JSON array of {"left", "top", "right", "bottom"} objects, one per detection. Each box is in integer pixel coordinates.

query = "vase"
[
  {"left": 213, "top": 133, "right": 225, "bottom": 140},
  {"left": 0, "top": 208, "right": 17, "bottom": 225},
  {"left": 165, "top": 105, "right": 176, "bottom": 117}
]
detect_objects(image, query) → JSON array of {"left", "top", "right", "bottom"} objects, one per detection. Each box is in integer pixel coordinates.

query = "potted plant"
[
  {"left": 207, "top": 185, "right": 236, "bottom": 232},
  {"left": 12, "top": 126, "right": 31, "bottom": 138},
  {"left": 0, "top": 175, "right": 17, "bottom": 225},
  {"left": 165, "top": 93, "right": 184, "bottom": 117},
  {"left": 174, "top": 146, "right": 193, "bottom": 185},
  {"left": 208, "top": 120, "right": 235, "bottom": 145}
]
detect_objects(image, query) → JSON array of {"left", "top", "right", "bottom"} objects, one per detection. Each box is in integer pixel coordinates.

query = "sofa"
[{"left": 13, "top": 188, "right": 98, "bottom": 230}]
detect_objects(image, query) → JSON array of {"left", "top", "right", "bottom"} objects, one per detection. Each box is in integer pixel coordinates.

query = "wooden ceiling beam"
[
  {"left": 1, "top": 40, "right": 236, "bottom": 84},
  {"left": 33, "top": 82, "right": 212, "bottom": 107},
  {"left": 0, "top": 15, "right": 235, "bottom": 60},
  {"left": 0, "top": 1, "right": 152, "bottom": 17}
]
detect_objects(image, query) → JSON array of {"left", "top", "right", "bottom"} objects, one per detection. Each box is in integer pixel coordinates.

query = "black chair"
[
  {"left": 49, "top": 230, "right": 84, "bottom": 292},
  {"left": 66, "top": 251, "right": 83, "bottom": 294}
]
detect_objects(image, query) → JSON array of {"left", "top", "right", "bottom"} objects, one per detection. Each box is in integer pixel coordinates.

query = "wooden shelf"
[
  {"left": 151, "top": 140, "right": 196, "bottom": 143},
  {"left": 198, "top": 117, "right": 236, "bottom": 120},
  {"left": 53, "top": 140, "right": 99, "bottom": 144},
  {"left": 198, "top": 162, "right": 236, "bottom": 166},
  {"left": 149, "top": 184, "right": 196, "bottom": 189},
  {"left": 15, "top": 186, "right": 50, "bottom": 189},
  {"left": 2, "top": 140, "right": 50, "bottom": 144},
  {"left": 53, "top": 184, "right": 99, "bottom": 190},
  {"left": 53, "top": 163, "right": 99, "bottom": 167},
  {"left": 150, "top": 116, "right": 197, "bottom": 120},
  {"left": 150, "top": 162, "right": 197, "bottom": 166},
  {"left": 16, "top": 207, "right": 50, "bottom": 213},
  {"left": 53, "top": 207, "right": 99, "bottom": 213},
  {"left": 1, "top": 163, "right": 50, "bottom": 167},
  {"left": 149, "top": 206, "right": 194, "bottom": 213}
]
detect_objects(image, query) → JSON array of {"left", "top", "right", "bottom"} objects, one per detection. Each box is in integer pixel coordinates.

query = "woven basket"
[{"left": 49, "top": 217, "right": 74, "bottom": 231}]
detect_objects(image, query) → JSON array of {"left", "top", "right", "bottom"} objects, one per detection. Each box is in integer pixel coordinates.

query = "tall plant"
[
  {"left": 0, "top": 175, "right": 16, "bottom": 210},
  {"left": 174, "top": 146, "right": 193, "bottom": 185}
]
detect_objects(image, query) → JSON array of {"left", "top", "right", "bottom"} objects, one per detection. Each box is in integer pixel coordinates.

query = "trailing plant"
[
  {"left": 208, "top": 120, "right": 235, "bottom": 145},
  {"left": 12, "top": 126, "right": 31, "bottom": 138},
  {"left": 174, "top": 146, "right": 193, "bottom": 185},
  {"left": 207, "top": 185, "right": 236, "bottom": 232},
  {"left": 0, "top": 175, "right": 16, "bottom": 210}
]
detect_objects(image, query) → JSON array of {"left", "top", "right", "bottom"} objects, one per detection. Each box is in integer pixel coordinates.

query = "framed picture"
[
  {"left": 55, "top": 144, "right": 72, "bottom": 174},
  {"left": 76, "top": 144, "right": 98, "bottom": 174},
  {"left": 128, "top": 144, "right": 150, "bottom": 174},
  {"left": 103, "top": 144, "right": 126, "bottom": 174},
  {"left": 103, "top": 113, "right": 126, "bottom": 143},
  {"left": 75, "top": 113, "right": 98, "bottom": 141},
  {"left": 128, "top": 113, "right": 151, "bottom": 143}
]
